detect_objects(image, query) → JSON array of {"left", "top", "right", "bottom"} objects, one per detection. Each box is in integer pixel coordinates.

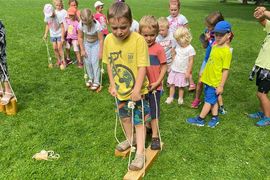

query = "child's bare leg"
[
  {"left": 257, "top": 92, "right": 270, "bottom": 117},
  {"left": 179, "top": 87, "right": 184, "bottom": 99},
  {"left": 199, "top": 102, "right": 212, "bottom": 118},
  {"left": 211, "top": 103, "right": 219, "bottom": 116},
  {"left": 195, "top": 80, "right": 203, "bottom": 100},
  {"left": 189, "top": 74, "right": 195, "bottom": 86},
  {"left": 66, "top": 48, "right": 70, "bottom": 60},
  {"left": 57, "top": 42, "right": 64, "bottom": 63},
  {"left": 121, "top": 117, "right": 133, "bottom": 141},
  {"left": 151, "top": 119, "right": 158, "bottom": 138},
  {"left": 75, "top": 51, "right": 81, "bottom": 64},
  {"left": 135, "top": 124, "right": 146, "bottom": 155},
  {"left": 52, "top": 42, "right": 60, "bottom": 61},
  {"left": 169, "top": 85, "right": 175, "bottom": 98}
]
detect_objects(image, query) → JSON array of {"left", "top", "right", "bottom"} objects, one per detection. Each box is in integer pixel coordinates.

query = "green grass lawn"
[{"left": 0, "top": 0, "right": 270, "bottom": 179}]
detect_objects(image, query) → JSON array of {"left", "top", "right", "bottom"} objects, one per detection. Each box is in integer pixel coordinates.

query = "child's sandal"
[
  {"left": 188, "top": 84, "right": 196, "bottom": 91},
  {"left": 90, "top": 83, "right": 99, "bottom": 91}
]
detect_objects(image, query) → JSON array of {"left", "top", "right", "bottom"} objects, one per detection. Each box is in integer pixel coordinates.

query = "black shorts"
[
  {"left": 145, "top": 90, "right": 161, "bottom": 120},
  {"left": 256, "top": 69, "right": 270, "bottom": 94}
]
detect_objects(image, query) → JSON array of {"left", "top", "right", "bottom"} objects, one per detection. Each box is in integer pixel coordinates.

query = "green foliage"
[{"left": 0, "top": 0, "right": 270, "bottom": 179}]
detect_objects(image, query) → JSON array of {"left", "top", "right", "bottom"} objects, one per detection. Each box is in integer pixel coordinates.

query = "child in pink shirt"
[
  {"left": 65, "top": 7, "right": 82, "bottom": 68},
  {"left": 94, "top": 1, "right": 109, "bottom": 37}
]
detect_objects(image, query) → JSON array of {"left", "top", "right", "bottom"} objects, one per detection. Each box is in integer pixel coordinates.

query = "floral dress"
[{"left": 0, "top": 20, "right": 9, "bottom": 82}]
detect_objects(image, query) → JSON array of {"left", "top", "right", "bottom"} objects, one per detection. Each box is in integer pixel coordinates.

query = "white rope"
[
  {"left": 100, "top": 62, "right": 104, "bottom": 87},
  {"left": 152, "top": 90, "right": 162, "bottom": 151},
  {"left": 127, "top": 101, "right": 135, "bottom": 171},
  {"left": 83, "top": 57, "right": 88, "bottom": 84},
  {"left": 141, "top": 99, "right": 146, "bottom": 177},
  {"left": 44, "top": 39, "right": 52, "bottom": 65},
  {"left": 0, "top": 63, "right": 17, "bottom": 102}
]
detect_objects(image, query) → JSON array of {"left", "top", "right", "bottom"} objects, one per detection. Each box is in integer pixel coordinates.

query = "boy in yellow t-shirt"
[
  {"left": 247, "top": 7, "right": 270, "bottom": 126},
  {"left": 103, "top": 2, "right": 151, "bottom": 171},
  {"left": 187, "top": 21, "right": 232, "bottom": 128}
]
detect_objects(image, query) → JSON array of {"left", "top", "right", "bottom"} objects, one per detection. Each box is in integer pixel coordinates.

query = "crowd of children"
[{"left": 38, "top": 0, "right": 270, "bottom": 171}]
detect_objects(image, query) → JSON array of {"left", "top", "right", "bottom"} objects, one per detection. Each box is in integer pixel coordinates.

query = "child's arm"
[
  {"left": 216, "top": 69, "right": 229, "bottom": 95},
  {"left": 78, "top": 29, "right": 86, "bottom": 57},
  {"left": 43, "top": 24, "right": 49, "bottom": 40},
  {"left": 107, "top": 63, "right": 117, "bottom": 97},
  {"left": 185, "top": 55, "right": 195, "bottom": 79},
  {"left": 131, "top": 67, "right": 146, "bottom": 102},
  {"left": 149, "top": 63, "right": 167, "bottom": 91},
  {"left": 97, "top": 31, "right": 103, "bottom": 60}
]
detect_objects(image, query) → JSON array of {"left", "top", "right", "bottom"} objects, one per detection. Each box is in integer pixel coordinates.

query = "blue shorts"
[
  {"left": 145, "top": 90, "right": 161, "bottom": 120},
  {"left": 204, "top": 84, "right": 218, "bottom": 105},
  {"left": 50, "top": 36, "right": 61, "bottom": 42},
  {"left": 117, "top": 98, "right": 151, "bottom": 125}
]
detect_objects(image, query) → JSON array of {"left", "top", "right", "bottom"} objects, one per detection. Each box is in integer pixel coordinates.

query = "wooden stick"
[{"left": 123, "top": 143, "right": 164, "bottom": 180}]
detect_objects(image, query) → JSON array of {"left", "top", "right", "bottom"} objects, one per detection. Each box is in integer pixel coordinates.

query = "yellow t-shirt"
[
  {"left": 255, "top": 20, "right": 270, "bottom": 70},
  {"left": 201, "top": 45, "right": 232, "bottom": 87},
  {"left": 102, "top": 32, "right": 150, "bottom": 101}
]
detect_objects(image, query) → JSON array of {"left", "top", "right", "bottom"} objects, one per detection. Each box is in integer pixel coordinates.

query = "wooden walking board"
[
  {"left": 115, "top": 148, "right": 131, "bottom": 158},
  {"left": 123, "top": 143, "right": 164, "bottom": 180}
]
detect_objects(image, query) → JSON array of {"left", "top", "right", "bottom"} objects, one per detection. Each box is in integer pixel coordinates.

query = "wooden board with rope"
[
  {"left": 115, "top": 148, "right": 131, "bottom": 158},
  {"left": 123, "top": 142, "right": 164, "bottom": 180}
]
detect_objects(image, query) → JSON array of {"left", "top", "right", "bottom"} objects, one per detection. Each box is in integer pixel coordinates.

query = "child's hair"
[
  {"left": 174, "top": 26, "right": 192, "bottom": 45},
  {"left": 139, "top": 15, "right": 159, "bottom": 35},
  {"left": 157, "top": 17, "right": 169, "bottom": 29},
  {"left": 53, "top": 0, "right": 63, "bottom": 7},
  {"left": 68, "top": 0, "right": 78, "bottom": 6},
  {"left": 169, "top": 0, "right": 180, "bottom": 9},
  {"left": 80, "top": 8, "right": 94, "bottom": 25},
  {"left": 205, "top": 11, "right": 224, "bottom": 28},
  {"left": 107, "top": 2, "right": 132, "bottom": 24}
]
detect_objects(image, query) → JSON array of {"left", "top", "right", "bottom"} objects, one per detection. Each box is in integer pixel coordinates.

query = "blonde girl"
[
  {"left": 165, "top": 27, "right": 196, "bottom": 105},
  {"left": 78, "top": 8, "right": 103, "bottom": 90}
]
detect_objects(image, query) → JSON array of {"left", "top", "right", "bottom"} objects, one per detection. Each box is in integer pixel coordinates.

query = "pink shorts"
[
  {"left": 167, "top": 70, "right": 189, "bottom": 87},
  {"left": 66, "top": 39, "right": 79, "bottom": 52}
]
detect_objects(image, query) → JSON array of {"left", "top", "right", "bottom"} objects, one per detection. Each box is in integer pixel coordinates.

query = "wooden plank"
[
  {"left": 123, "top": 143, "right": 164, "bottom": 180},
  {"left": 115, "top": 148, "right": 131, "bottom": 158}
]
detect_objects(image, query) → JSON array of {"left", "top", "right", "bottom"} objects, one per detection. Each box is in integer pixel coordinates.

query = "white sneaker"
[
  {"left": 165, "top": 97, "right": 174, "bottom": 104},
  {"left": 178, "top": 98, "right": 184, "bottom": 105}
]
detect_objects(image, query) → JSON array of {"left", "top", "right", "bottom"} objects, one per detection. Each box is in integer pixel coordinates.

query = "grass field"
[{"left": 0, "top": 0, "right": 270, "bottom": 179}]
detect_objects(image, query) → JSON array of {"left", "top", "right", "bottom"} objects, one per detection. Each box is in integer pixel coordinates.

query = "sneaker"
[
  {"left": 208, "top": 116, "right": 219, "bottom": 128},
  {"left": 191, "top": 99, "right": 201, "bottom": 108},
  {"left": 116, "top": 140, "right": 131, "bottom": 152},
  {"left": 186, "top": 116, "right": 205, "bottom": 126},
  {"left": 66, "top": 58, "right": 73, "bottom": 65},
  {"left": 256, "top": 117, "right": 270, "bottom": 126},
  {"left": 151, "top": 137, "right": 161, "bottom": 150},
  {"left": 86, "top": 80, "right": 92, "bottom": 87},
  {"left": 218, "top": 106, "right": 227, "bottom": 115},
  {"left": 165, "top": 97, "right": 173, "bottom": 104},
  {"left": 129, "top": 154, "right": 145, "bottom": 171},
  {"left": 178, "top": 98, "right": 184, "bottom": 105},
  {"left": 248, "top": 111, "right": 264, "bottom": 119},
  {"left": 90, "top": 83, "right": 100, "bottom": 91}
]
